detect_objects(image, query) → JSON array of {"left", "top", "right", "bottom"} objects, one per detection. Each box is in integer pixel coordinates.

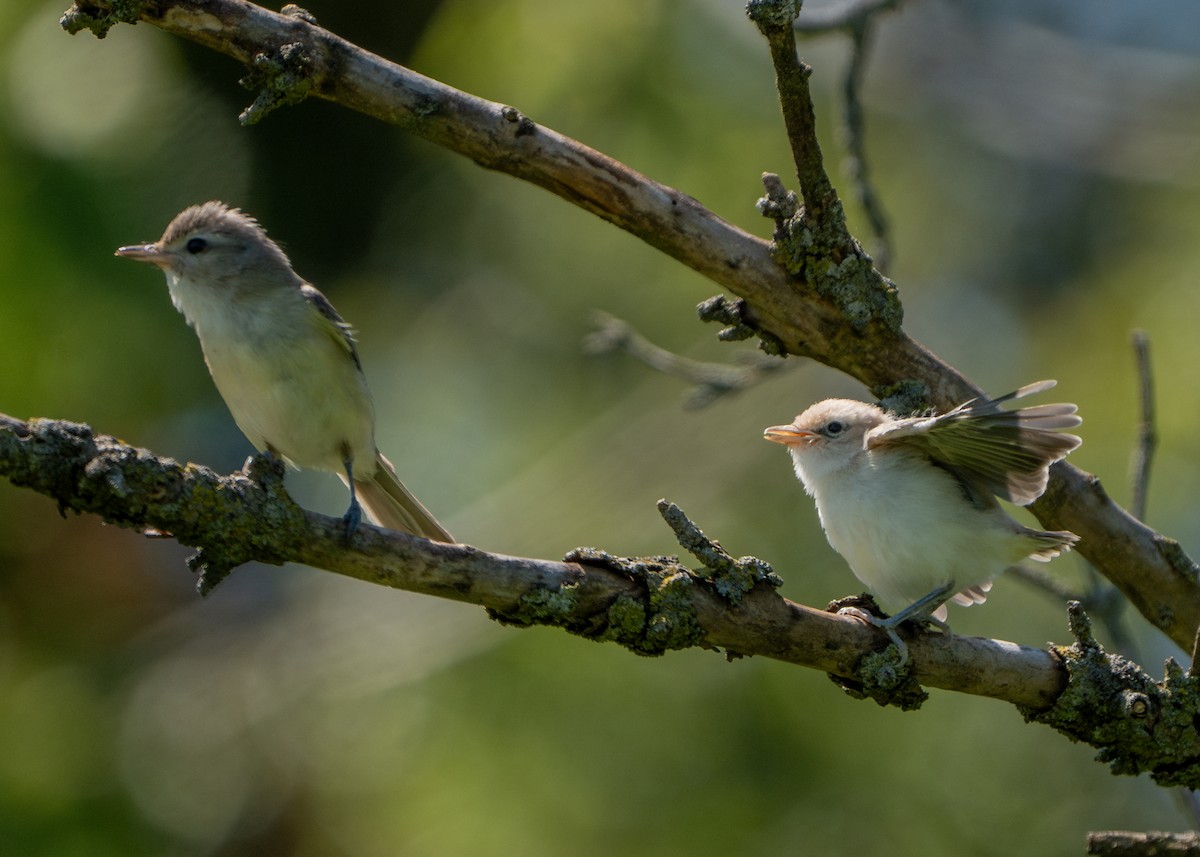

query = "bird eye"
[
  {"left": 186, "top": 237, "right": 208, "bottom": 254},
  {"left": 825, "top": 420, "right": 844, "bottom": 435}
]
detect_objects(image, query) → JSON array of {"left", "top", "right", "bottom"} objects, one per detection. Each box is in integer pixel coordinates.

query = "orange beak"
[
  {"left": 764, "top": 424, "right": 817, "bottom": 446},
  {"left": 115, "top": 243, "right": 170, "bottom": 268}
]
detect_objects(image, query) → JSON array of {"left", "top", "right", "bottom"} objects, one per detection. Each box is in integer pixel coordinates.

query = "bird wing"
[
  {"left": 301, "top": 283, "right": 363, "bottom": 372},
  {"left": 865, "top": 380, "right": 1082, "bottom": 505}
]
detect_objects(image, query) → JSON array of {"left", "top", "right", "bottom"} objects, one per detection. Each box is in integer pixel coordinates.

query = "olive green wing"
[
  {"left": 866, "top": 381, "right": 1082, "bottom": 505},
  {"left": 301, "top": 283, "right": 363, "bottom": 372}
]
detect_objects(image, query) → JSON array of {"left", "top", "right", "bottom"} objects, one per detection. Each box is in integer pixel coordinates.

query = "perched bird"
[
  {"left": 116, "top": 201, "right": 452, "bottom": 541},
  {"left": 764, "top": 381, "right": 1081, "bottom": 654}
]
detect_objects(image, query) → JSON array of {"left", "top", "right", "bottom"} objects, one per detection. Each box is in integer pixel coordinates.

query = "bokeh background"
[{"left": 2, "top": 0, "right": 1199, "bottom": 854}]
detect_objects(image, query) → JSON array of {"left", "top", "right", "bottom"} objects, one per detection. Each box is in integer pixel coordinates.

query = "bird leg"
[
  {"left": 340, "top": 452, "right": 363, "bottom": 540},
  {"left": 837, "top": 581, "right": 956, "bottom": 667}
]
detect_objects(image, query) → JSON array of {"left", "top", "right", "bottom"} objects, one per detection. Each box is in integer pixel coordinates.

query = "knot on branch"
[
  {"left": 756, "top": 173, "right": 799, "bottom": 226},
  {"left": 696, "top": 295, "right": 785, "bottom": 356},
  {"left": 837, "top": 647, "right": 928, "bottom": 711},
  {"left": 281, "top": 4, "right": 318, "bottom": 24},
  {"left": 758, "top": 173, "right": 903, "bottom": 334},
  {"left": 60, "top": 0, "right": 148, "bottom": 39},
  {"left": 824, "top": 593, "right": 928, "bottom": 710},
  {"left": 550, "top": 548, "right": 707, "bottom": 657},
  {"left": 511, "top": 503, "right": 782, "bottom": 659},
  {"left": 500, "top": 106, "right": 537, "bottom": 137},
  {"left": 1021, "top": 602, "right": 1200, "bottom": 789},
  {"left": 745, "top": 0, "right": 802, "bottom": 31},
  {"left": 656, "top": 500, "right": 781, "bottom": 606},
  {"left": 187, "top": 451, "right": 299, "bottom": 595},
  {"left": 240, "top": 42, "right": 316, "bottom": 125}
]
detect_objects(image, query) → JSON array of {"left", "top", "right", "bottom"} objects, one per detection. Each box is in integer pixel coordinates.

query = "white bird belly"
[{"left": 812, "top": 453, "right": 1031, "bottom": 610}]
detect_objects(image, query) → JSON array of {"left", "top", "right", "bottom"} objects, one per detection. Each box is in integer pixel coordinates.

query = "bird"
[
  {"left": 116, "top": 201, "right": 453, "bottom": 542},
  {"left": 764, "top": 380, "right": 1081, "bottom": 657}
]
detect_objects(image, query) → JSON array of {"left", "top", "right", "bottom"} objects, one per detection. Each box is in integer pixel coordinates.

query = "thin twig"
[
  {"left": 583, "top": 311, "right": 793, "bottom": 408},
  {"left": 842, "top": 19, "right": 892, "bottom": 271},
  {"left": 1130, "top": 330, "right": 1157, "bottom": 522},
  {"left": 1009, "top": 565, "right": 1079, "bottom": 603},
  {"left": 746, "top": 0, "right": 849, "bottom": 242},
  {"left": 794, "top": 0, "right": 904, "bottom": 33}
]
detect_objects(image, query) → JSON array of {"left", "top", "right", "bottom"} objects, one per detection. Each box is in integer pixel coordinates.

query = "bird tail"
[
  {"left": 1022, "top": 527, "right": 1079, "bottom": 561},
  {"left": 350, "top": 451, "right": 454, "bottom": 542}
]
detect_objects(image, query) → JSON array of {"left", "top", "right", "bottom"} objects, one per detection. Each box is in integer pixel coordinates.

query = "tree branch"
[
  {"left": 0, "top": 412, "right": 1061, "bottom": 708},
  {"left": 1129, "top": 330, "right": 1157, "bottom": 523},
  {"left": 747, "top": 0, "right": 847, "bottom": 237},
  {"left": 1086, "top": 830, "right": 1200, "bottom": 856},
  {"left": 583, "top": 311, "right": 794, "bottom": 408},
  {"left": 794, "top": 0, "right": 905, "bottom": 33},
  {"left": 51, "top": 0, "right": 1200, "bottom": 654},
  {"left": 841, "top": 18, "right": 892, "bottom": 271},
  {"left": 6, "top": 413, "right": 1200, "bottom": 786}
]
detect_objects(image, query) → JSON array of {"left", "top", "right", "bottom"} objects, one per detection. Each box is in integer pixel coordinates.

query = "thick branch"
[
  {"left": 1087, "top": 830, "right": 1200, "bottom": 856},
  {"left": 0, "top": 412, "right": 1063, "bottom": 708},
  {"left": 7, "top": 414, "right": 1200, "bottom": 786},
  {"left": 56, "top": 0, "right": 1200, "bottom": 652}
]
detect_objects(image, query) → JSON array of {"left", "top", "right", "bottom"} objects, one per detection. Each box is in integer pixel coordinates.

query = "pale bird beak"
[
  {"left": 115, "top": 243, "right": 169, "bottom": 268},
  {"left": 764, "top": 424, "right": 817, "bottom": 446}
]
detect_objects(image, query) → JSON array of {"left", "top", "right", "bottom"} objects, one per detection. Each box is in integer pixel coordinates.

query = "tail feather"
[
  {"left": 951, "top": 581, "right": 993, "bottom": 608},
  {"left": 347, "top": 451, "right": 453, "bottom": 542},
  {"left": 1024, "top": 527, "right": 1079, "bottom": 562}
]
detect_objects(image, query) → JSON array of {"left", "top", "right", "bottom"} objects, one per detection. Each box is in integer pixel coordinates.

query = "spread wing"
[{"left": 865, "top": 380, "right": 1082, "bottom": 505}]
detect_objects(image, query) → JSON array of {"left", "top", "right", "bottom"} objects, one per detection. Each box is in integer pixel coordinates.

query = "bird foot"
[
  {"left": 837, "top": 582, "right": 957, "bottom": 668},
  {"left": 341, "top": 499, "right": 363, "bottom": 542},
  {"left": 837, "top": 605, "right": 911, "bottom": 666}
]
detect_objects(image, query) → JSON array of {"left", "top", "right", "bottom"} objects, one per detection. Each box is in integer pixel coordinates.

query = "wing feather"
[
  {"left": 866, "top": 381, "right": 1082, "bottom": 505},
  {"left": 301, "top": 283, "right": 363, "bottom": 371}
]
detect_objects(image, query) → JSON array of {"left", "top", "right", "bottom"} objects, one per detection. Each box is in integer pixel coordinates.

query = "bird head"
[
  {"left": 764, "top": 399, "right": 885, "bottom": 487},
  {"left": 115, "top": 201, "right": 297, "bottom": 292}
]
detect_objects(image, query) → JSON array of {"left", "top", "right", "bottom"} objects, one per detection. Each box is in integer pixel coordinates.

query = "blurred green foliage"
[{"left": 1, "top": 0, "right": 1198, "bottom": 854}]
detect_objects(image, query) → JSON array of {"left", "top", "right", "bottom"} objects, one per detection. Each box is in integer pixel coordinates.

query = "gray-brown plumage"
[{"left": 117, "top": 201, "right": 452, "bottom": 541}]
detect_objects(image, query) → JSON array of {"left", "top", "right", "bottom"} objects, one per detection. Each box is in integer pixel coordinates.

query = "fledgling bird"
[
  {"left": 764, "top": 381, "right": 1081, "bottom": 651},
  {"left": 116, "top": 201, "right": 452, "bottom": 542}
]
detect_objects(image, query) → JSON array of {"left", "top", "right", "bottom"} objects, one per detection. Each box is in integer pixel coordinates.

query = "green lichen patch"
[
  {"left": 60, "top": 0, "right": 149, "bottom": 39},
  {"left": 757, "top": 174, "right": 903, "bottom": 334},
  {"left": 875, "top": 380, "right": 933, "bottom": 417},
  {"left": 696, "top": 294, "right": 786, "bottom": 356},
  {"left": 830, "top": 645, "right": 928, "bottom": 711},
  {"left": 745, "top": 0, "right": 802, "bottom": 28},
  {"left": 239, "top": 43, "right": 316, "bottom": 125},
  {"left": 657, "top": 500, "right": 782, "bottom": 607},
  {"left": 1021, "top": 603, "right": 1200, "bottom": 788},
  {"left": 557, "top": 548, "right": 707, "bottom": 657},
  {"left": 489, "top": 583, "right": 582, "bottom": 628}
]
